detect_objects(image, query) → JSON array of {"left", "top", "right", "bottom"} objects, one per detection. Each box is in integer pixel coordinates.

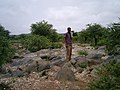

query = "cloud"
[
  {"left": 44, "top": 0, "right": 120, "bottom": 33},
  {"left": 47, "top": 6, "right": 79, "bottom": 20},
  {"left": 0, "top": 0, "right": 120, "bottom": 34}
]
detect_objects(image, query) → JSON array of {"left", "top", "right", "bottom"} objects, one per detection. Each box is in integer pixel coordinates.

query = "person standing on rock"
[{"left": 64, "top": 27, "right": 72, "bottom": 61}]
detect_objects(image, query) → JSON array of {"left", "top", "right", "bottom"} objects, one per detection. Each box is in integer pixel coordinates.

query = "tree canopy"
[
  {"left": 77, "top": 23, "right": 108, "bottom": 46},
  {"left": 30, "top": 20, "right": 59, "bottom": 42}
]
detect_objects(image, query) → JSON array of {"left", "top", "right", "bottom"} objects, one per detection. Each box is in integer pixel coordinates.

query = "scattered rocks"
[
  {"left": 11, "top": 70, "right": 26, "bottom": 77},
  {"left": 12, "top": 53, "right": 24, "bottom": 59},
  {"left": 0, "top": 44, "right": 117, "bottom": 90},
  {"left": 11, "top": 58, "right": 33, "bottom": 66},
  {"left": 97, "top": 46, "right": 106, "bottom": 51},
  {"left": 50, "top": 56, "right": 62, "bottom": 62},
  {"left": 25, "top": 60, "right": 50, "bottom": 74}
]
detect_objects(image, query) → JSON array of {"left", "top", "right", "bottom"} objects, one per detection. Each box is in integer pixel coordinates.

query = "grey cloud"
[
  {"left": 0, "top": 0, "right": 120, "bottom": 34},
  {"left": 47, "top": 6, "right": 79, "bottom": 20}
]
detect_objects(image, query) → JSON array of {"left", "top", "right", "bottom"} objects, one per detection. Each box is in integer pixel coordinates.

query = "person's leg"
[
  {"left": 66, "top": 46, "right": 69, "bottom": 61},
  {"left": 68, "top": 45, "right": 72, "bottom": 61},
  {"left": 69, "top": 45, "right": 72, "bottom": 61}
]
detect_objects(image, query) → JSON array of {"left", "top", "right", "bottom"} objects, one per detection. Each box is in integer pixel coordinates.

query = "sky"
[{"left": 0, "top": 0, "right": 120, "bottom": 35}]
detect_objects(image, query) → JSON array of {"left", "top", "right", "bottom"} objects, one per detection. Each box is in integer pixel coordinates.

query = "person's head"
[{"left": 67, "top": 27, "right": 71, "bottom": 33}]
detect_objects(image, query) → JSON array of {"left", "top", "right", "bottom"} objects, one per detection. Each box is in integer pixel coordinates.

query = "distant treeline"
[{"left": 0, "top": 20, "right": 120, "bottom": 66}]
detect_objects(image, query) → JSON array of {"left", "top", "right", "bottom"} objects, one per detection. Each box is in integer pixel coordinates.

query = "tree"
[
  {"left": 107, "top": 22, "right": 120, "bottom": 55},
  {"left": 77, "top": 30, "right": 90, "bottom": 43},
  {"left": 31, "top": 20, "right": 59, "bottom": 42},
  {"left": 0, "top": 25, "right": 9, "bottom": 38},
  {"left": 76, "top": 24, "right": 108, "bottom": 46},
  {"left": 31, "top": 20, "right": 52, "bottom": 36},
  {"left": 85, "top": 23, "right": 108, "bottom": 46},
  {"left": 0, "top": 25, "right": 14, "bottom": 66}
]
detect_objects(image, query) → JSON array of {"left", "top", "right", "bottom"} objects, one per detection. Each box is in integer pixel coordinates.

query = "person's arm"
[{"left": 64, "top": 33, "right": 67, "bottom": 47}]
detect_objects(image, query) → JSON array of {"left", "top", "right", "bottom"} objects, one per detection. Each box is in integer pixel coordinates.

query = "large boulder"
[
  {"left": 55, "top": 63, "right": 75, "bottom": 81},
  {"left": 96, "top": 46, "right": 106, "bottom": 56},
  {"left": 36, "top": 49, "right": 51, "bottom": 57},
  {"left": 48, "top": 65, "right": 61, "bottom": 80},
  {"left": 86, "top": 53, "right": 103, "bottom": 60},
  {"left": 104, "top": 55, "right": 120, "bottom": 64},
  {"left": 50, "top": 59, "right": 65, "bottom": 67},
  {"left": 114, "top": 55, "right": 120, "bottom": 62},
  {"left": 11, "top": 58, "right": 33, "bottom": 66},
  {"left": 72, "top": 56, "right": 87, "bottom": 67},
  {"left": 11, "top": 70, "right": 26, "bottom": 77},
  {"left": 25, "top": 60, "right": 50, "bottom": 74}
]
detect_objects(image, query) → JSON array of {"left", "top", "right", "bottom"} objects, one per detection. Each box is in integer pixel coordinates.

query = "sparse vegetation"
[
  {"left": 0, "top": 20, "right": 120, "bottom": 90},
  {"left": 78, "top": 63, "right": 87, "bottom": 68},
  {"left": 78, "top": 50, "right": 88, "bottom": 56},
  {"left": 0, "top": 25, "right": 15, "bottom": 66},
  {"left": 50, "top": 42, "right": 63, "bottom": 49},
  {"left": 88, "top": 60, "right": 120, "bottom": 90},
  {"left": 22, "top": 35, "right": 51, "bottom": 52}
]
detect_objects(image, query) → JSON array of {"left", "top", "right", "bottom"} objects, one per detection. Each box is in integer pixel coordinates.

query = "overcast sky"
[{"left": 0, "top": 0, "right": 120, "bottom": 35}]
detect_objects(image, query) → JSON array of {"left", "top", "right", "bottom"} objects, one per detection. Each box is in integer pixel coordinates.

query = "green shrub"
[
  {"left": 73, "top": 36, "right": 79, "bottom": 43},
  {"left": 78, "top": 63, "right": 87, "bottom": 68},
  {"left": 105, "top": 22, "right": 120, "bottom": 55},
  {"left": 106, "top": 45, "right": 120, "bottom": 55},
  {"left": 0, "top": 25, "right": 15, "bottom": 66},
  {"left": 50, "top": 42, "right": 63, "bottom": 49},
  {"left": 78, "top": 50, "right": 88, "bottom": 56},
  {"left": 0, "top": 37, "right": 15, "bottom": 65},
  {"left": 88, "top": 76, "right": 117, "bottom": 90},
  {"left": 97, "top": 38, "right": 107, "bottom": 46},
  {"left": 22, "top": 35, "right": 51, "bottom": 52},
  {"left": 88, "top": 60, "right": 120, "bottom": 90}
]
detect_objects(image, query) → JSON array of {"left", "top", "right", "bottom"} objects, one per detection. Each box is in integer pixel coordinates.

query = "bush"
[
  {"left": 0, "top": 25, "right": 15, "bottom": 66},
  {"left": 89, "top": 76, "right": 117, "bottom": 90},
  {"left": 0, "top": 38, "right": 15, "bottom": 65},
  {"left": 50, "top": 42, "right": 63, "bottom": 49},
  {"left": 106, "top": 45, "right": 120, "bottom": 55},
  {"left": 105, "top": 22, "right": 120, "bottom": 55},
  {"left": 73, "top": 36, "right": 79, "bottom": 43},
  {"left": 88, "top": 60, "right": 120, "bottom": 90},
  {"left": 22, "top": 35, "right": 51, "bottom": 52},
  {"left": 97, "top": 38, "right": 108, "bottom": 46},
  {"left": 78, "top": 63, "right": 87, "bottom": 68},
  {"left": 78, "top": 50, "right": 88, "bottom": 56}
]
